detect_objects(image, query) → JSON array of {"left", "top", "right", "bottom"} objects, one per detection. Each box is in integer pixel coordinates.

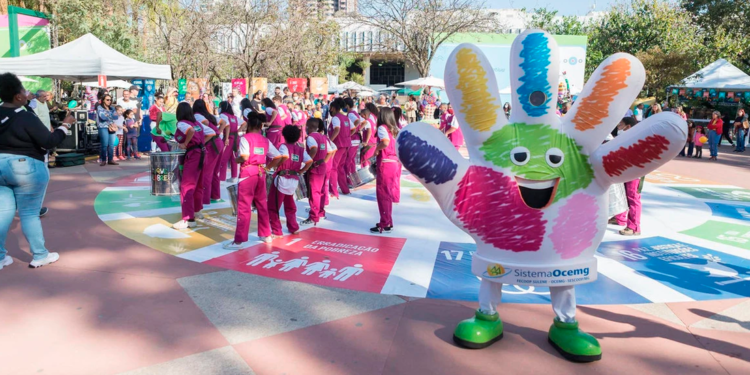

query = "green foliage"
[
  {"left": 523, "top": 8, "right": 588, "bottom": 35},
  {"left": 48, "top": 0, "right": 140, "bottom": 57}
]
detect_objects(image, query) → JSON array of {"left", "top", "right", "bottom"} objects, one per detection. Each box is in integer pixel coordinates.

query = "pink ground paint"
[
  {"left": 551, "top": 193, "right": 598, "bottom": 259},
  {"left": 453, "top": 166, "right": 545, "bottom": 252}
]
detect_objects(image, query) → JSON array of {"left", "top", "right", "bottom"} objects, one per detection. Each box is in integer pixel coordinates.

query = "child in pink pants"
[
  {"left": 268, "top": 125, "right": 313, "bottom": 236},
  {"left": 172, "top": 103, "right": 206, "bottom": 230},
  {"left": 223, "top": 112, "right": 283, "bottom": 249},
  {"left": 302, "top": 119, "right": 335, "bottom": 225},
  {"left": 371, "top": 107, "right": 401, "bottom": 234},
  {"left": 327, "top": 98, "right": 351, "bottom": 197}
]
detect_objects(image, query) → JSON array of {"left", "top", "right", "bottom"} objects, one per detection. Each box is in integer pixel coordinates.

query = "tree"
[
  {"left": 524, "top": 7, "right": 589, "bottom": 35},
  {"left": 355, "top": 0, "right": 501, "bottom": 77},
  {"left": 681, "top": 0, "right": 750, "bottom": 71},
  {"left": 585, "top": 0, "right": 704, "bottom": 83},
  {"left": 635, "top": 47, "right": 700, "bottom": 101},
  {"left": 47, "top": 0, "right": 140, "bottom": 56},
  {"left": 265, "top": 0, "right": 341, "bottom": 81}
]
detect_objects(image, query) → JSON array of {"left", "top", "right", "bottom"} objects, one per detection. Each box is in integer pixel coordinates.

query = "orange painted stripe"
[
  {"left": 572, "top": 58, "right": 631, "bottom": 131},
  {"left": 455, "top": 48, "right": 500, "bottom": 132}
]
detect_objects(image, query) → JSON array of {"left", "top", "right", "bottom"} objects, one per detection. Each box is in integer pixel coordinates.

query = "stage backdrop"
[
  {"left": 428, "top": 34, "right": 587, "bottom": 104},
  {"left": 232, "top": 78, "right": 247, "bottom": 96},
  {"left": 0, "top": 14, "right": 51, "bottom": 92}
]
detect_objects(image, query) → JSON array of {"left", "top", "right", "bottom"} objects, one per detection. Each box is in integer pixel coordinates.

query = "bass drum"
[{"left": 266, "top": 173, "right": 308, "bottom": 201}]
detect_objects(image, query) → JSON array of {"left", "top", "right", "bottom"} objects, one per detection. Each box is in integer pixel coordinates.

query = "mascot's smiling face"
[{"left": 480, "top": 123, "right": 594, "bottom": 209}]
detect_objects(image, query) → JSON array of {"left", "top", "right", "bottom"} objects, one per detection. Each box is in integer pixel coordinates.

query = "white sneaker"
[
  {"left": 222, "top": 241, "right": 245, "bottom": 250},
  {"left": 0, "top": 256, "right": 13, "bottom": 270},
  {"left": 259, "top": 236, "right": 273, "bottom": 243},
  {"left": 29, "top": 253, "right": 59, "bottom": 268},
  {"left": 195, "top": 212, "right": 205, "bottom": 219},
  {"left": 173, "top": 220, "right": 197, "bottom": 229}
]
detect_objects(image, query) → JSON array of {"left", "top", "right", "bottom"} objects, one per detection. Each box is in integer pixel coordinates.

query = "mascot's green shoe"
[
  {"left": 453, "top": 309, "right": 503, "bottom": 349},
  {"left": 548, "top": 318, "right": 602, "bottom": 362}
]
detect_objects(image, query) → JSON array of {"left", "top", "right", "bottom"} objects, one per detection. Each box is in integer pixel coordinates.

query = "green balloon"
[{"left": 67, "top": 100, "right": 78, "bottom": 109}]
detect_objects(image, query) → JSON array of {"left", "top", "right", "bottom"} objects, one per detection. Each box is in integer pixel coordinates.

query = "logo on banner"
[{"left": 98, "top": 75, "right": 107, "bottom": 87}]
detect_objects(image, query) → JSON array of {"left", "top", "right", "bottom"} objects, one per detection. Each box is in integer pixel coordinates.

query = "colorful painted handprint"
[{"left": 396, "top": 30, "right": 687, "bottom": 361}]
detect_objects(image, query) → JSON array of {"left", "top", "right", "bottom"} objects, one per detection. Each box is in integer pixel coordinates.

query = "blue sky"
[{"left": 486, "top": 0, "right": 617, "bottom": 16}]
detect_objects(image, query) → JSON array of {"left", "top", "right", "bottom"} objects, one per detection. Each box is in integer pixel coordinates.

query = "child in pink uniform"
[
  {"left": 193, "top": 99, "right": 226, "bottom": 205},
  {"left": 440, "top": 106, "right": 464, "bottom": 150},
  {"left": 345, "top": 98, "right": 365, "bottom": 185},
  {"left": 612, "top": 117, "right": 641, "bottom": 236},
  {"left": 302, "top": 118, "right": 336, "bottom": 226},
  {"left": 268, "top": 126, "right": 313, "bottom": 236},
  {"left": 361, "top": 103, "right": 379, "bottom": 168},
  {"left": 262, "top": 97, "right": 284, "bottom": 148},
  {"left": 327, "top": 98, "right": 351, "bottom": 197},
  {"left": 217, "top": 101, "right": 241, "bottom": 183},
  {"left": 223, "top": 112, "right": 283, "bottom": 249},
  {"left": 172, "top": 103, "right": 206, "bottom": 230},
  {"left": 371, "top": 107, "right": 402, "bottom": 234}
]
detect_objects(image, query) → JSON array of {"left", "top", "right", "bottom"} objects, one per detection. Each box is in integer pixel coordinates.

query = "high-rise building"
[
  {"left": 334, "top": 0, "right": 357, "bottom": 14},
  {"left": 307, "top": 0, "right": 334, "bottom": 17}
]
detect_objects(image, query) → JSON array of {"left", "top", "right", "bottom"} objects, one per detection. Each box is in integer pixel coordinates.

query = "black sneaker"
[
  {"left": 39, "top": 207, "right": 49, "bottom": 217},
  {"left": 370, "top": 224, "right": 393, "bottom": 233},
  {"left": 301, "top": 218, "right": 315, "bottom": 226}
]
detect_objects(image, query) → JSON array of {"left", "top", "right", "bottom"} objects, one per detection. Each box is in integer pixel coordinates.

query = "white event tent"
[
  {"left": 0, "top": 33, "right": 171, "bottom": 81},
  {"left": 669, "top": 59, "right": 750, "bottom": 91}
]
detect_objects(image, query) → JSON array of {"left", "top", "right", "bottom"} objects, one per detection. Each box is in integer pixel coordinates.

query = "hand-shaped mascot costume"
[{"left": 396, "top": 30, "right": 687, "bottom": 362}]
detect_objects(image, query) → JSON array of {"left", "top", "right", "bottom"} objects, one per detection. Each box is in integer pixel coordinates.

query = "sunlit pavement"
[{"left": 0, "top": 145, "right": 748, "bottom": 375}]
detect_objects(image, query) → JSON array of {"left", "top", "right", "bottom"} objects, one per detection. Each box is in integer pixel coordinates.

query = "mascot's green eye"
[
  {"left": 510, "top": 146, "right": 530, "bottom": 166},
  {"left": 546, "top": 148, "right": 564, "bottom": 167}
]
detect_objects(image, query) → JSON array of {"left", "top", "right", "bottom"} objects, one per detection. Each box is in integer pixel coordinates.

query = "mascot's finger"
[
  {"left": 508, "top": 30, "right": 561, "bottom": 127},
  {"left": 444, "top": 43, "right": 505, "bottom": 159},
  {"left": 591, "top": 112, "right": 687, "bottom": 186},
  {"left": 397, "top": 122, "right": 469, "bottom": 208},
  {"left": 563, "top": 53, "right": 645, "bottom": 154}
]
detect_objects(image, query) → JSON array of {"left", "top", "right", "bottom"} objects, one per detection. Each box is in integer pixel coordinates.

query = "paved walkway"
[{"left": 0, "top": 146, "right": 748, "bottom": 375}]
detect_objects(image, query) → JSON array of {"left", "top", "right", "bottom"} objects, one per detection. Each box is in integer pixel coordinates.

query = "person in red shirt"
[{"left": 707, "top": 110, "right": 723, "bottom": 160}]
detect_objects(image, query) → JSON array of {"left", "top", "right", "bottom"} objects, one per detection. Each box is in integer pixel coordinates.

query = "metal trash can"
[
  {"left": 227, "top": 182, "right": 239, "bottom": 216},
  {"left": 167, "top": 140, "right": 182, "bottom": 152},
  {"left": 150, "top": 152, "right": 184, "bottom": 196},
  {"left": 294, "top": 175, "right": 308, "bottom": 201}
]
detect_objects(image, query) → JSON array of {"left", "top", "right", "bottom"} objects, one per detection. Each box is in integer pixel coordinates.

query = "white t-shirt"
[
  {"left": 291, "top": 111, "right": 299, "bottom": 122},
  {"left": 239, "top": 137, "right": 281, "bottom": 158},
  {"left": 634, "top": 108, "right": 643, "bottom": 121},
  {"left": 243, "top": 108, "right": 252, "bottom": 119},
  {"left": 115, "top": 115, "right": 125, "bottom": 135},
  {"left": 624, "top": 108, "right": 634, "bottom": 118},
  {"left": 275, "top": 144, "right": 312, "bottom": 195},
  {"left": 117, "top": 98, "right": 139, "bottom": 112},
  {"left": 347, "top": 112, "right": 360, "bottom": 126},
  {"left": 450, "top": 115, "right": 459, "bottom": 129},
  {"left": 377, "top": 125, "right": 389, "bottom": 140},
  {"left": 305, "top": 136, "right": 336, "bottom": 153},
  {"left": 266, "top": 107, "right": 276, "bottom": 118},
  {"left": 177, "top": 120, "right": 194, "bottom": 133},
  {"left": 219, "top": 113, "right": 231, "bottom": 124},
  {"left": 331, "top": 116, "right": 341, "bottom": 129},
  {"left": 194, "top": 114, "right": 217, "bottom": 136}
]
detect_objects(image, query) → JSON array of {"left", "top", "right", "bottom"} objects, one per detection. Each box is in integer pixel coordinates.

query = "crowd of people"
[
  {"left": 677, "top": 108, "right": 749, "bottom": 159},
  {"left": 135, "top": 86, "right": 424, "bottom": 247}
]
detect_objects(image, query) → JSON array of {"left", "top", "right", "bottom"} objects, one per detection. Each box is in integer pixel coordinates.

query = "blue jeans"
[
  {"left": 736, "top": 130, "right": 746, "bottom": 152},
  {"left": 0, "top": 154, "right": 50, "bottom": 261},
  {"left": 708, "top": 130, "right": 719, "bottom": 157},
  {"left": 99, "top": 127, "right": 116, "bottom": 162}
]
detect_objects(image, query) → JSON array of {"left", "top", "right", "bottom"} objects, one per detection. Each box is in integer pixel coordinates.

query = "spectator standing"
[
  {"left": 96, "top": 94, "right": 119, "bottom": 166},
  {"left": 734, "top": 109, "right": 747, "bottom": 153},
  {"left": 633, "top": 103, "right": 644, "bottom": 122},
  {"left": 707, "top": 110, "right": 723, "bottom": 160},
  {"left": 0, "top": 73, "right": 75, "bottom": 270}
]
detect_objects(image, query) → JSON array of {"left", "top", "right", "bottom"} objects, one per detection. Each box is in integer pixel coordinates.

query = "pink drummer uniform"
[
  {"left": 346, "top": 99, "right": 364, "bottom": 181},
  {"left": 172, "top": 112, "right": 206, "bottom": 229},
  {"left": 372, "top": 108, "right": 401, "bottom": 234},
  {"left": 440, "top": 109, "right": 464, "bottom": 150},
  {"left": 264, "top": 97, "right": 285, "bottom": 148},
  {"left": 361, "top": 110, "right": 378, "bottom": 168},
  {"left": 228, "top": 114, "right": 283, "bottom": 246},
  {"left": 194, "top": 104, "right": 224, "bottom": 204},
  {"left": 268, "top": 128, "right": 312, "bottom": 236},
  {"left": 303, "top": 119, "right": 335, "bottom": 225},
  {"left": 327, "top": 98, "right": 351, "bottom": 197},
  {"left": 218, "top": 104, "right": 240, "bottom": 182}
]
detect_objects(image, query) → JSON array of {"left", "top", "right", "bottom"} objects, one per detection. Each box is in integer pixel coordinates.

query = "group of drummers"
[{"left": 154, "top": 95, "right": 404, "bottom": 248}]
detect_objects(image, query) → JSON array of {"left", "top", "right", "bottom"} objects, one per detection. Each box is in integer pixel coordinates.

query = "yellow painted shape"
[
  {"left": 455, "top": 48, "right": 500, "bottom": 132},
  {"left": 104, "top": 208, "right": 264, "bottom": 255},
  {"left": 411, "top": 188, "right": 431, "bottom": 202}
]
